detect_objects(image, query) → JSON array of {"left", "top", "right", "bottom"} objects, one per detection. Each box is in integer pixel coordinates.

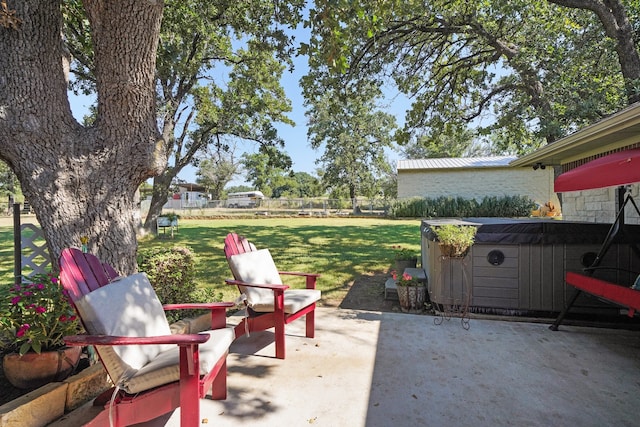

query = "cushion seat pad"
[
  {"left": 251, "top": 289, "right": 321, "bottom": 313},
  {"left": 74, "top": 272, "right": 234, "bottom": 394}
]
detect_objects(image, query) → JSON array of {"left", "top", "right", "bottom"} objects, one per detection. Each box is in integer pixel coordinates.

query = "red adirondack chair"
[
  {"left": 223, "top": 232, "right": 321, "bottom": 359},
  {"left": 59, "top": 247, "right": 235, "bottom": 427}
]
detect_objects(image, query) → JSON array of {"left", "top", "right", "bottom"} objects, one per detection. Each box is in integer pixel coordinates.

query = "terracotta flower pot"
[{"left": 2, "top": 346, "right": 82, "bottom": 389}]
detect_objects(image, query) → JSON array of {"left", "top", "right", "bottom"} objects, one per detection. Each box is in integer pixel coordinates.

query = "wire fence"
[{"left": 143, "top": 197, "right": 391, "bottom": 217}]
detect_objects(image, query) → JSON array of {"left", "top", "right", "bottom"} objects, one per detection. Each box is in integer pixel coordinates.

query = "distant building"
[
  {"left": 164, "top": 183, "right": 208, "bottom": 209},
  {"left": 397, "top": 156, "right": 559, "bottom": 209}
]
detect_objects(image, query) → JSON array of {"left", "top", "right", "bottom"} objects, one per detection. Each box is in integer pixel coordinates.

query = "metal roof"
[{"left": 398, "top": 156, "right": 518, "bottom": 170}]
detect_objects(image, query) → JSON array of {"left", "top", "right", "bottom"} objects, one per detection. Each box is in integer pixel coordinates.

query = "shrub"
[
  {"left": 137, "top": 246, "right": 196, "bottom": 323},
  {"left": 389, "top": 195, "right": 536, "bottom": 218}
]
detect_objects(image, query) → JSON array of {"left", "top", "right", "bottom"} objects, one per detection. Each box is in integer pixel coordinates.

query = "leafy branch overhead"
[
  {"left": 304, "top": 0, "right": 639, "bottom": 155},
  {"left": 0, "top": 1, "right": 21, "bottom": 29}
]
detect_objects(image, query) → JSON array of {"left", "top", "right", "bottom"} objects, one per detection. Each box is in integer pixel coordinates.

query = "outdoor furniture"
[
  {"left": 157, "top": 215, "right": 178, "bottom": 237},
  {"left": 550, "top": 156, "right": 640, "bottom": 330},
  {"left": 564, "top": 271, "right": 640, "bottom": 315},
  {"left": 224, "top": 232, "right": 321, "bottom": 359},
  {"left": 59, "top": 247, "right": 235, "bottom": 427}
]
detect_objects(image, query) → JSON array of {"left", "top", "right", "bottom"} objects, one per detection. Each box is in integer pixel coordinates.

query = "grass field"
[{"left": 0, "top": 217, "right": 422, "bottom": 304}]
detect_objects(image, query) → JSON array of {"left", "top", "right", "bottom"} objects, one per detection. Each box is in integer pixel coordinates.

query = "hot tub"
[{"left": 421, "top": 218, "right": 640, "bottom": 315}]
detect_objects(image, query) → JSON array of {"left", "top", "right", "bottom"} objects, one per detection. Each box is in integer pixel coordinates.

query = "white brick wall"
[
  {"left": 560, "top": 184, "right": 640, "bottom": 224},
  {"left": 397, "top": 167, "right": 560, "bottom": 209}
]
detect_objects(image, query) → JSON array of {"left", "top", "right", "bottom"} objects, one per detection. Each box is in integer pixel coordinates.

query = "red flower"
[
  {"left": 16, "top": 324, "right": 30, "bottom": 337},
  {"left": 35, "top": 306, "right": 47, "bottom": 314},
  {"left": 10, "top": 296, "right": 21, "bottom": 305}
]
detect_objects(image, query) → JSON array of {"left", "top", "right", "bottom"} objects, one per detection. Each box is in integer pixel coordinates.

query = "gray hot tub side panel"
[{"left": 421, "top": 218, "right": 640, "bottom": 314}]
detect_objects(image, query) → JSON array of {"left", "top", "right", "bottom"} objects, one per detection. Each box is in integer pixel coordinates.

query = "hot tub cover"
[{"left": 422, "top": 218, "right": 640, "bottom": 245}]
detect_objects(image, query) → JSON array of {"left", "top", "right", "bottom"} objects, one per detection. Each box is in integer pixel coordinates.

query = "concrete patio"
[{"left": 52, "top": 307, "right": 639, "bottom": 426}]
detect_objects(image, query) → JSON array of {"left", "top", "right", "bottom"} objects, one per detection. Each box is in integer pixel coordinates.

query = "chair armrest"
[
  {"left": 163, "top": 302, "right": 233, "bottom": 329},
  {"left": 225, "top": 279, "right": 289, "bottom": 291},
  {"left": 278, "top": 271, "right": 320, "bottom": 278},
  {"left": 278, "top": 271, "right": 320, "bottom": 289},
  {"left": 64, "top": 333, "right": 210, "bottom": 346},
  {"left": 163, "top": 302, "right": 235, "bottom": 311}
]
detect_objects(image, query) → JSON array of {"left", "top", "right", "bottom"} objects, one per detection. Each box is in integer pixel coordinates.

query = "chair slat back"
[
  {"left": 59, "top": 248, "right": 119, "bottom": 302},
  {"left": 224, "top": 233, "right": 256, "bottom": 258}
]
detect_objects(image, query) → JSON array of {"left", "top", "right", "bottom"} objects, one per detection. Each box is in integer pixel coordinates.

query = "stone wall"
[
  {"left": 559, "top": 184, "right": 640, "bottom": 224},
  {"left": 397, "top": 167, "right": 559, "bottom": 209}
]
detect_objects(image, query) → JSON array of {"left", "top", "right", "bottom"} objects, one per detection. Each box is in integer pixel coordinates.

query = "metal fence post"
[{"left": 13, "top": 203, "right": 21, "bottom": 285}]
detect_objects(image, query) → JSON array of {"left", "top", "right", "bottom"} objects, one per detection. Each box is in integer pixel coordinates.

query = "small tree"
[{"left": 305, "top": 79, "right": 396, "bottom": 202}]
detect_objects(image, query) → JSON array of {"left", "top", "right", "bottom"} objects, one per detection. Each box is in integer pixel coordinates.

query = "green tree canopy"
[
  {"left": 304, "top": 0, "right": 636, "bottom": 155},
  {"left": 64, "top": 0, "right": 305, "bottom": 230},
  {"left": 304, "top": 79, "right": 396, "bottom": 199}
]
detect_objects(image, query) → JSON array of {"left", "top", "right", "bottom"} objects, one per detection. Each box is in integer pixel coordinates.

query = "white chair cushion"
[
  {"left": 74, "top": 272, "right": 236, "bottom": 394},
  {"left": 228, "top": 249, "right": 282, "bottom": 307},
  {"left": 74, "top": 273, "right": 173, "bottom": 382},
  {"left": 251, "top": 289, "right": 322, "bottom": 313},
  {"left": 124, "top": 327, "right": 235, "bottom": 394},
  {"left": 228, "top": 249, "right": 321, "bottom": 313}
]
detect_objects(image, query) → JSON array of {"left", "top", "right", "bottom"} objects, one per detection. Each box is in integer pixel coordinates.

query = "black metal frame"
[{"left": 550, "top": 187, "right": 640, "bottom": 330}]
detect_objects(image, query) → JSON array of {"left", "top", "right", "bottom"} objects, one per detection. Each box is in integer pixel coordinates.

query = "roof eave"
[{"left": 510, "top": 102, "right": 640, "bottom": 167}]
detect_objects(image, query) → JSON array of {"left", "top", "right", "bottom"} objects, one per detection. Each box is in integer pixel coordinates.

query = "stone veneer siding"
[
  {"left": 559, "top": 183, "right": 640, "bottom": 224},
  {"left": 397, "top": 167, "right": 559, "bottom": 208}
]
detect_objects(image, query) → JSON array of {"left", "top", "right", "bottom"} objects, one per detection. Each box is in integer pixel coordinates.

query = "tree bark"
[
  {"left": 0, "top": 0, "right": 166, "bottom": 274},
  {"left": 145, "top": 174, "right": 174, "bottom": 232}
]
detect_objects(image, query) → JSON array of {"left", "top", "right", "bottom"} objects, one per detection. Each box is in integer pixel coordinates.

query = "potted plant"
[
  {"left": 432, "top": 225, "right": 477, "bottom": 258},
  {"left": 392, "top": 245, "right": 418, "bottom": 272},
  {"left": 392, "top": 270, "right": 427, "bottom": 313},
  {"left": 0, "top": 273, "right": 82, "bottom": 389}
]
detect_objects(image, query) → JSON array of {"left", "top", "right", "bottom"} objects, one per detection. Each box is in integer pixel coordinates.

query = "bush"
[
  {"left": 137, "top": 246, "right": 197, "bottom": 323},
  {"left": 389, "top": 195, "right": 536, "bottom": 218}
]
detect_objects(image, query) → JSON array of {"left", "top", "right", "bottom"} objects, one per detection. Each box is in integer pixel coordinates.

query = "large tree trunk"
[
  {"left": 0, "top": 1, "right": 166, "bottom": 274},
  {"left": 144, "top": 174, "right": 174, "bottom": 232}
]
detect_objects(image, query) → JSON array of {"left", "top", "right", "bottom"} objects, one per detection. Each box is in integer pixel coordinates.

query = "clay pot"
[{"left": 2, "top": 346, "right": 82, "bottom": 389}]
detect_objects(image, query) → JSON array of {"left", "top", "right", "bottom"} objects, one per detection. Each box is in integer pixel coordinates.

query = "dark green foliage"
[
  {"left": 389, "top": 195, "right": 536, "bottom": 218},
  {"left": 137, "top": 246, "right": 197, "bottom": 323}
]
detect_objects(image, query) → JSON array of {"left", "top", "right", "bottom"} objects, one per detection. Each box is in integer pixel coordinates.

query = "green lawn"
[{"left": 1, "top": 217, "right": 422, "bottom": 303}]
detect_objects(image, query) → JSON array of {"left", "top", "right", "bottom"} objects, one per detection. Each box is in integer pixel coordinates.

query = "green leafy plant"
[
  {"left": 389, "top": 195, "right": 536, "bottom": 218},
  {"left": 137, "top": 246, "right": 198, "bottom": 323},
  {"left": 392, "top": 245, "right": 417, "bottom": 260},
  {"left": 0, "top": 273, "right": 80, "bottom": 355},
  {"left": 433, "top": 225, "right": 477, "bottom": 258},
  {"left": 391, "top": 270, "right": 420, "bottom": 287}
]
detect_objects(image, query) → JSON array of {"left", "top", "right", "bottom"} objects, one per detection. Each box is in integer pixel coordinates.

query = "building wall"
[
  {"left": 559, "top": 183, "right": 640, "bottom": 224},
  {"left": 397, "top": 167, "right": 559, "bottom": 209}
]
